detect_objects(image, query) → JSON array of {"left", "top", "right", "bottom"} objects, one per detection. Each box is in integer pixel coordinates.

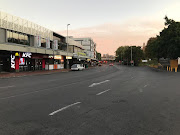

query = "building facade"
[
  {"left": 0, "top": 11, "right": 73, "bottom": 72},
  {"left": 0, "top": 11, "right": 98, "bottom": 72},
  {"left": 73, "top": 37, "right": 97, "bottom": 60}
]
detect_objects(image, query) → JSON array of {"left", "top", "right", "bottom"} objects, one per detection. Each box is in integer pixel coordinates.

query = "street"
[{"left": 0, "top": 64, "right": 180, "bottom": 135}]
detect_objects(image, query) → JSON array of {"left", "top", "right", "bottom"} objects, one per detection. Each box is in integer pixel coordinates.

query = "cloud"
[
  {"left": 57, "top": 1, "right": 180, "bottom": 55},
  {"left": 57, "top": 17, "right": 164, "bottom": 55}
]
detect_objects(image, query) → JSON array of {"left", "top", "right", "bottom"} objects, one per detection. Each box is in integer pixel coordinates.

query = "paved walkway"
[{"left": 0, "top": 69, "right": 70, "bottom": 78}]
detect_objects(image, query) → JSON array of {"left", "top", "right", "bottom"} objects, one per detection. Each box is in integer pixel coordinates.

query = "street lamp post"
[
  {"left": 66, "top": 24, "right": 70, "bottom": 69},
  {"left": 131, "top": 46, "right": 133, "bottom": 66}
]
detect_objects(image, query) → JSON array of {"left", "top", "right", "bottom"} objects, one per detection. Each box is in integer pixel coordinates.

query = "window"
[
  {"left": 41, "top": 38, "right": 46, "bottom": 48},
  {"left": 7, "top": 30, "right": 30, "bottom": 46}
]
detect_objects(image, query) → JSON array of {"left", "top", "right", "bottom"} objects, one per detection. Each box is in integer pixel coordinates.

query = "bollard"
[
  {"left": 175, "top": 67, "right": 178, "bottom": 72},
  {"left": 167, "top": 66, "right": 169, "bottom": 71},
  {"left": 169, "top": 67, "right": 171, "bottom": 71},
  {"left": 171, "top": 67, "right": 173, "bottom": 72}
]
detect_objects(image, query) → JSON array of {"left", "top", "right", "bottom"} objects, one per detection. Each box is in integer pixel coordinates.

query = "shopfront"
[
  {"left": 45, "top": 55, "right": 64, "bottom": 70},
  {"left": 0, "top": 50, "right": 11, "bottom": 72},
  {"left": 31, "top": 53, "right": 48, "bottom": 71},
  {"left": 16, "top": 52, "right": 47, "bottom": 72},
  {"left": 19, "top": 52, "right": 32, "bottom": 72}
]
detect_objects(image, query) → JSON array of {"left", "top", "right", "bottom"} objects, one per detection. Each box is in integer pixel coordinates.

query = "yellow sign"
[
  {"left": 170, "top": 60, "right": 178, "bottom": 68},
  {"left": 78, "top": 52, "right": 86, "bottom": 56},
  {"left": 66, "top": 56, "right": 72, "bottom": 59},
  {"left": 54, "top": 55, "right": 62, "bottom": 60},
  {"left": 87, "top": 59, "right": 91, "bottom": 62},
  {"left": 15, "top": 52, "right": 19, "bottom": 56}
]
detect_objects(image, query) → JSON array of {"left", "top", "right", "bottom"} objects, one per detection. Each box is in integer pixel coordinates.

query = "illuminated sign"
[
  {"left": 66, "top": 56, "right": 72, "bottom": 59},
  {"left": 15, "top": 52, "right": 19, "bottom": 56},
  {"left": 22, "top": 52, "right": 32, "bottom": 58},
  {"left": 48, "top": 55, "right": 54, "bottom": 59},
  {"left": 11, "top": 55, "right": 15, "bottom": 69},
  {"left": 19, "top": 58, "right": 25, "bottom": 65},
  {"left": 54, "top": 55, "right": 62, "bottom": 60}
]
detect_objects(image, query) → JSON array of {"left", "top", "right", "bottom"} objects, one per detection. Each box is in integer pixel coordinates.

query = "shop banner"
[
  {"left": 35, "top": 35, "right": 41, "bottom": 47},
  {"left": 46, "top": 38, "right": 50, "bottom": 49},
  {"left": 53, "top": 40, "right": 58, "bottom": 50}
]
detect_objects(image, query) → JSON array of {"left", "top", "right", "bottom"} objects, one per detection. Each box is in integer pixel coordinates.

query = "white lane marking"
[
  {"left": 0, "top": 85, "right": 15, "bottom": 89},
  {"left": 89, "top": 80, "right": 110, "bottom": 88},
  {"left": 144, "top": 85, "right": 148, "bottom": 88},
  {"left": 96, "top": 89, "right": 111, "bottom": 96},
  {"left": 49, "top": 102, "right": 81, "bottom": 116}
]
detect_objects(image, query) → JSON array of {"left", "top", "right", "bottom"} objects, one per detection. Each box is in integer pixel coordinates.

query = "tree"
[
  {"left": 145, "top": 16, "right": 180, "bottom": 59},
  {"left": 115, "top": 46, "right": 128, "bottom": 62},
  {"left": 115, "top": 46, "right": 144, "bottom": 65},
  {"left": 96, "top": 51, "right": 101, "bottom": 60},
  {"left": 145, "top": 37, "right": 160, "bottom": 59}
]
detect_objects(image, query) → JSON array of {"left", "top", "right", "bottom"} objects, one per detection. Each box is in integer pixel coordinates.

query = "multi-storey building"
[
  {"left": 73, "top": 37, "right": 97, "bottom": 60},
  {"left": 0, "top": 11, "right": 73, "bottom": 72},
  {"left": 0, "top": 11, "right": 97, "bottom": 72}
]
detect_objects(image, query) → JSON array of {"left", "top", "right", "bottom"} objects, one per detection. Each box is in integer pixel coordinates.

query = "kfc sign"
[
  {"left": 22, "top": 52, "right": 32, "bottom": 58},
  {"left": 11, "top": 55, "right": 15, "bottom": 69}
]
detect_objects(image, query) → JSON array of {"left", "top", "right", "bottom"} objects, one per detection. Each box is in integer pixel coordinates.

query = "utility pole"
[
  {"left": 66, "top": 24, "right": 70, "bottom": 69},
  {"left": 131, "top": 46, "right": 133, "bottom": 66},
  {"left": 121, "top": 52, "right": 123, "bottom": 65}
]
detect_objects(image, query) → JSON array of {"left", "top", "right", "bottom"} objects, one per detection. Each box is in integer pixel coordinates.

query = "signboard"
[
  {"left": 35, "top": 35, "right": 41, "bottom": 47},
  {"left": 159, "top": 58, "right": 170, "bottom": 66},
  {"left": 54, "top": 55, "right": 62, "bottom": 60},
  {"left": 11, "top": 55, "right": 15, "bottom": 69},
  {"left": 170, "top": 60, "right": 178, "bottom": 68},
  {"left": 178, "top": 57, "right": 180, "bottom": 65},
  {"left": 46, "top": 38, "right": 50, "bottom": 49},
  {"left": 22, "top": 52, "right": 32, "bottom": 58},
  {"left": 19, "top": 58, "right": 25, "bottom": 65},
  {"left": 142, "top": 60, "right": 148, "bottom": 63},
  {"left": 87, "top": 59, "right": 91, "bottom": 62},
  {"left": 66, "top": 56, "right": 72, "bottom": 59},
  {"left": 77, "top": 52, "right": 86, "bottom": 56},
  {"left": 53, "top": 40, "right": 58, "bottom": 50}
]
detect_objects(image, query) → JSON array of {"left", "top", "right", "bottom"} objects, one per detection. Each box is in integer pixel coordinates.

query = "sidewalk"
[{"left": 0, "top": 69, "right": 70, "bottom": 79}]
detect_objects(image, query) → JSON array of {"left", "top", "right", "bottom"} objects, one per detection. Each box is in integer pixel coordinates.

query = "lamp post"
[
  {"left": 131, "top": 46, "right": 133, "bottom": 66},
  {"left": 66, "top": 24, "right": 70, "bottom": 69}
]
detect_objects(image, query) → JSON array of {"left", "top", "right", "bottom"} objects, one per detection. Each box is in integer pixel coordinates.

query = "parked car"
[
  {"left": 109, "top": 63, "right": 114, "bottom": 66},
  {"left": 71, "top": 64, "right": 85, "bottom": 71}
]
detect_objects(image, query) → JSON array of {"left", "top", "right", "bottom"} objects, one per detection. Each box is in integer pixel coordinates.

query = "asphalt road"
[{"left": 0, "top": 64, "right": 180, "bottom": 135}]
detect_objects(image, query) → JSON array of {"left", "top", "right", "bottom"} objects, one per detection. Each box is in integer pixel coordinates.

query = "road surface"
[{"left": 0, "top": 64, "right": 180, "bottom": 135}]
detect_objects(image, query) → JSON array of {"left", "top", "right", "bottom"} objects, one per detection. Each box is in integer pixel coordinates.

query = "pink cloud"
[{"left": 57, "top": 18, "right": 164, "bottom": 55}]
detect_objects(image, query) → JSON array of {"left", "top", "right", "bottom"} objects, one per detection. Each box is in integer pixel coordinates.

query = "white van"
[{"left": 71, "top": 64, "right": 85, "bottom": 71}]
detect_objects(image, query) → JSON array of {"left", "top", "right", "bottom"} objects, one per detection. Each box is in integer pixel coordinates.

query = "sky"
[{"left": 1, "top": 0, "right": 180, "bottom": 55}]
